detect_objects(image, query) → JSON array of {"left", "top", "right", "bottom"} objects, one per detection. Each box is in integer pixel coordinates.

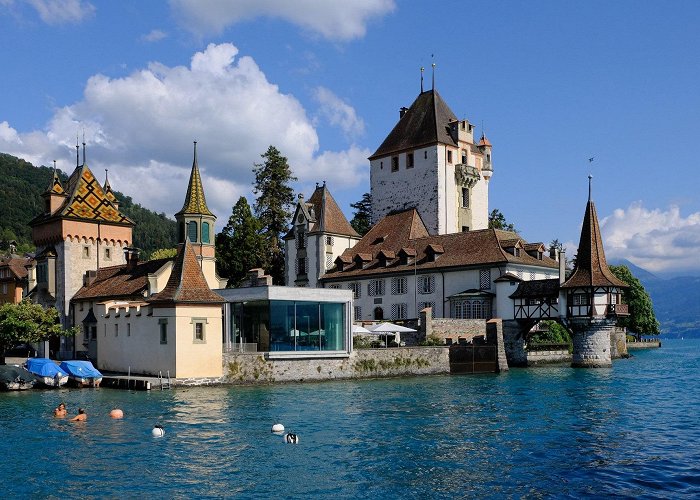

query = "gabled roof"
[
  {"left": 148, "top": 239, "right": 224, "bottom": 304},
  {"left": 321, "top": 209, "right": 558, "bottom": 280},
  {"left": 30, "top": 163, "right": 133, "bottom": 226},
  {"left": 0, "top": 256, "right": 29, "bottom": 280},
  {"left": 176, "top": 142, "right": 214, "bottom": 217},
  {"left": 510, "top": 279, "right": 560, "bottom": 299},
  {"left": 561, "top": 200, "right": 627, "bottom": 289},
  {"left": 71, "top": 258, "right": 172, "bottom": 301},
  {"left": 370, "top": 90, "right": 458, "bottom": 159}
]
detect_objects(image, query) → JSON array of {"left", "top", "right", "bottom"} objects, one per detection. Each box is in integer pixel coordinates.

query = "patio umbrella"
[
  {"left": 368, "top": 322, "right": 417, "bottom": 347},
  {"left": 351, "top": 324, "right": 373, "bottom": 335}
]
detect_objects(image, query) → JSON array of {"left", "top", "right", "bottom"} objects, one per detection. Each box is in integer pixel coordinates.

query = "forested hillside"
[{"left": 0, "top": 153, "right": 176, "bottom": 257}]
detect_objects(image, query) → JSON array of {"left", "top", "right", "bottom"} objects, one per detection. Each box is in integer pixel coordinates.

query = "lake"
[{"left": 1, "top": 339, "right": 698, "bottom": 498}]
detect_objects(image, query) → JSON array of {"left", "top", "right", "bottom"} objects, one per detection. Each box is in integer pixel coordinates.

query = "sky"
[{"left": 1, "top": 0, "right": 699, "bottom": 277}]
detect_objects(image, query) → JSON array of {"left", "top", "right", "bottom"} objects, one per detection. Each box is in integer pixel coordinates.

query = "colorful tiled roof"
[
  {"left": 370, "top": 89, "right": 459, "bottom": 159},
  {"left": 321, "top": 209, "right": 558, "bottom": 280},
  {"left": 44, "top": 169, "right": 65, "bottom": 195},
  {"left": 71, "top": 258, "right": 172, "bottom": 301},
  {"left": 561, "top": 200, "right": 627, "bottom": 289},
  {"left": 148, "top": 239, "right": 224, "bottom": 304},
  {"left": 103, "top": 171, "right": 118, "bottom": 204},
  {"left": 176, "top": 142, "right": 214, "bottom": 217}
]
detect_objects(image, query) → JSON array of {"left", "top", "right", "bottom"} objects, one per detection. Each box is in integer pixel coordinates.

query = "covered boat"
[
  {"left": 0, "top": 364, "right": 38, "bottom": 391},
  {"left": 59, "top": 360, "right": 103, "bottom": 388},
  {"left": 25, "top": 358, "right": 69, "bottom": 388}
]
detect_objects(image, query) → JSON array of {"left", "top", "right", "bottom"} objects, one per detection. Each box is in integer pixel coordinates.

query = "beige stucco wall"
[{"left": 173, "top": 304, "right": 222, "bottom": 378}]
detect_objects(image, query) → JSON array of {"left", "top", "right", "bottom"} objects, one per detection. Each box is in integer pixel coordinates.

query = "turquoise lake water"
[{"left": 1, "top": 339, "right": 698, "bottom": 498}]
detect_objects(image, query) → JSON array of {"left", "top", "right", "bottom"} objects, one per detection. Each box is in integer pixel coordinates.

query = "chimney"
[
  {"left": 549, "top": 246, "right": 557, "bottom": 260},
  {"left": 558, "top": 250, "right": 566, "bottom": 284},
  {"left": 123, "top": 247, "right": 139, "bottom": 271},
  {"left": 84, "top": 270, "right": 98, "bottom": 287},
  {"left": 399, "top": 106, "right": 408, "bottom": 118}
]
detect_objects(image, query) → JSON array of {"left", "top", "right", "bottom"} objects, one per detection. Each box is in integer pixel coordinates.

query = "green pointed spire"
[{"left": 176, "top": 141, "right": 214, "bottom": 217}]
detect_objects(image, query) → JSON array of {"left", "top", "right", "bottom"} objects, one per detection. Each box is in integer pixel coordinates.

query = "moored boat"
[
  {"left": 59, "top": 360, "right": 103, "bottom": 388},
  {"left": 0, "top": 364, "right": 38, "bottom": 391},
  {"left": 25, "top": 358, "right": 69, "bottom": 388}
]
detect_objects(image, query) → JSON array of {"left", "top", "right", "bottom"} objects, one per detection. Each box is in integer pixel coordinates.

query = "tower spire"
[
  {"left": 76, "top": 133, "right": 79, "bottom": 168},
  {"left": 176, "top": 141, "right": 213, "bottom": 217},
  {"left": 82, "top": 128, "right": 86, "bottom": 165},
  {"left": 588, "top": 174, "right": 592, "bottom": 202},
  {"left": 420, "top": 66, "right": 424, "bottom": 93}
]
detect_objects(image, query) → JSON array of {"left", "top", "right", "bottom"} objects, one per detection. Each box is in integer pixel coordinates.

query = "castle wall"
[{"left": 571, "top": 318, "right": 614, "bottom": 368}]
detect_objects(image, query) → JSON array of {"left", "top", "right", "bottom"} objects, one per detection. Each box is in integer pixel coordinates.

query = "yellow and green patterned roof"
[
  {"left": 45, "top": 170, "right": 65, "bottom": 195},
  {"left": 59, "top": 164, "right": 133, "bottom": 224},
  {"left": 176, "top": 143, "right": 214, "bottom": 217}
]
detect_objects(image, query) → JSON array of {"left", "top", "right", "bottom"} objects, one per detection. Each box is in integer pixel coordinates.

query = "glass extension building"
[{"left": 217, "top": 286, "right": 353, "bottom": 358}]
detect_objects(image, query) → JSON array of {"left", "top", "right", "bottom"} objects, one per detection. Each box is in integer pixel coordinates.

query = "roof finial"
[
  {"left": 431, "top": 54, "right": 436, "bottom": 90},
  {"left": 76, "top": 133, "right": 79, "bottom": 168},
  {"left": 82, "top": 127, "right": 86, "bottom": 165},
  {"left": 420, "top": 66, "right": 424, "bottom": 93},
  {"left": 53, "top": 160, "right": 57, "bottom": 172},
  {"left": 588, "top": 174, "right": 593, "bottom": 202},
  {"left": 193, "top": 140, "right": 198, "bottom": 166},
  {"left": 105, "top": 168, "right": 109, "bottom": 184},
  {"left": 323, "top": 180, "right": 326, "bottom": 187}
]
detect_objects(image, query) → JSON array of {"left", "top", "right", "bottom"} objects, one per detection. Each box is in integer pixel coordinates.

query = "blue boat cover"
[
  {"left": 26, "top": 358, "right": 68, "bottom": 378},
  {"left": 59, "top": 360, "right": 102, "bottom": 378}
]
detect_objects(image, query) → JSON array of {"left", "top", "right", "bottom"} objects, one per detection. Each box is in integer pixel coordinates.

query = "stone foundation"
[
  {"left": 610, "top": 326, "right": 629, "bottom": 359},
  {"left": 571, "top": 318, "right": 614, "bottom": 368},
  {"left": 502, "top": 320, "right": 527, "bottom": 367}
]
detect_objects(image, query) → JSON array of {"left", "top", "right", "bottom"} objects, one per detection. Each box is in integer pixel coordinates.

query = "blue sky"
[{"left": 1, "top": 0, "right": 699, "bottom": 277}]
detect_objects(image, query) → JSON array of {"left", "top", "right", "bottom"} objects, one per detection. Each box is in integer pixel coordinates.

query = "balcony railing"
[{"left": 608, "top": 303, "right": 629, "bottom": 316}]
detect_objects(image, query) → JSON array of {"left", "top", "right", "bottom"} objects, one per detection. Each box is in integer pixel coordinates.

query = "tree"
[
  {"left": 488, "top": 209, "right": 517, "bottom": 232},
  {"left": 149, "top": 248, "right": 177, "bottom": 260},
  {"left": 216, "top": 197, "right": 266, "bottom": 287},
  {"left": 530, "top": 320, "right": 571, "bottom": 345},
  {"left": 350, "top": 192, "right": 372, "bottom": 236},
  {"left": 609, "top": 265, "right": 660, "bottom": 339},
  {"left": 252, "top": 146, "right": 297, "bottom": 285},
  {"left": 0, "top": 300, "right": 78, "bottom": 364}
]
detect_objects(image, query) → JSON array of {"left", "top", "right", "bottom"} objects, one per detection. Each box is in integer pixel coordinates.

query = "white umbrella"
[
  {"left": 368, "top": 322, "right": 416, "bottom": 347},
  {"left": 351, "top": 324, "right": 372, "bottom": 334}
]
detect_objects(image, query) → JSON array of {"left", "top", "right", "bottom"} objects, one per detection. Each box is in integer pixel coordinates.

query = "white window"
[
  {"left": 369, "top": 279, "right": 385, "bottom": 296},
  {"left": 193, "top": 319, "right": 206, "bottom": 343},
  {"left": 391, "top": 303, "right": 407, "bottom": 320},
  {"left": 418, "top": 275, "right": 435, "bottom": 294},
  {"left": 354, "top": 306, "right": 362, "bottom": 321},
  {"left": 391, "top": 277, "right": 407, "bottom": 295},
  {"left": 349, "top": 282, "right": 361, "bottom": 299},
  {"left": 326, "top": 254, "right": 333, "bottom": 270},
  {"left": 326, "top": 236, "right": 334, "bottom": 245},
  {"left": 479, "top": 269, "right": 491, "bottom": 290}
]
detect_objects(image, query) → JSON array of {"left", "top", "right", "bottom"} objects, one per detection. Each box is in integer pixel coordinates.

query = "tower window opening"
[
  {"left": 391, "top": 156, "right": 399, "bottom": 172},
  {"left": 406, "top": 152, "right": 414, "bottom": 169},
  {"left": 462, "top": 187, "right": 470, "bottom": 208},
  {"left": 187, "top": 221, "right": 198, "bottom": 242},
  {"left": 202, "top": 222, "right": 210, "bottom": 244},
  {"left": 447, "top": 150, "right": 453, "bottom": 164}
]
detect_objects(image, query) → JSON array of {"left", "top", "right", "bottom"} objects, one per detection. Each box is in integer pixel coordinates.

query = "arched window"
[
  {"left": 373, "top": 307, "right": 384, "bottom": 320},
  {"left": 201, "top": 222, "right": 210, "bottom": 244},
  {"left": 187, "top": 221, "right": 198, "bottom": 242}
]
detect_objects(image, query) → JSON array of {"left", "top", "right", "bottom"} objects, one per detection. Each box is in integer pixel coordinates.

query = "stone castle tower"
[
  {"left": 369, "top": 88, "right": 493, "bottom": 235},
  {"left": 175, "top": 142, "right": 222, "bottom": 290},
  {"left": 561, "top": 178, "right": 629, "bottom": 368},
  {"left": 29, "top": 145, "right": 134, "bottom": 349}
]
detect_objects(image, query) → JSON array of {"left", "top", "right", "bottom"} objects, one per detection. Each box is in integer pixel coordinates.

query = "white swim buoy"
[
  {"left": 283, "top": 432, "right": 299, "bottom": 444},
  {"left": 152, "top": 424, "right": 165, "bottom": 437},
  {"left": 271, "top": 423, "right": 285, "bottom": 433}
]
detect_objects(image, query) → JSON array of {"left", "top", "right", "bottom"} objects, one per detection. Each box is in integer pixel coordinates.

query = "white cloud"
[
  {"left": 169, "top": 0, "right": 395, "bottom": 41},
  {"left": 314, "top": 86, "right": 365, "bottom": 139},
  {"left": 601, "top": 202, "right": 700, "bottom": 274},
  {"left": 1, "top": 43, "right": 368, "bottom": 229},
  {"left": 26, "top": 0, "right": 94, "bottom": 24},
  {"left": 141, "top": 29, "right": 167, "bottom": 43}
]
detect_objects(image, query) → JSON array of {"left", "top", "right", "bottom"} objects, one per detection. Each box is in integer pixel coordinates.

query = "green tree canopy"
[
  {"left": 0, "top": 301, "right": 78, "bottom": 363},
  {"left": 530, "top": 320, "right": 572, "bottom": 345},
  {"left": 216, "top": 197, "right": 266, "bottom": 287},
  {"left": 609, "top": 265, "right": 660, "bottom": 338},
  {"left": 488, "top": 209, "right": 517, "bottom": 232},
  {"left": 350, "top": 192, "right": 372, "bottom": 236},
  {"left": 252, "top": 146, "right": 297, "bottom": 285},
  {"left": 149, "top": 248, "right": 178, "bottom": 260}
]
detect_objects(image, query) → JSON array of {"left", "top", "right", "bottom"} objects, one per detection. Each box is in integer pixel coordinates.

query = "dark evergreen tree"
[
  {"left": 350, "top": 192, "right": 372, "bottom": 236},
  {"left": 252, "top": 146, "right": 297, "bottom": 284},
  {"left": 488, "top": 208, "right": 516, "bottom": 232},
  {"left": 215, "top": 197, "right": 265, "bottom": 287},
  {"left": 609, "top": 265, "right": 660, "bottom": 339}
]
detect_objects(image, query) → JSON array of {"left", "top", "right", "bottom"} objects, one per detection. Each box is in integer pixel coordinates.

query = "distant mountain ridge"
[
  {"left": 609, "top": 258, "right": 700, "bottom": 338},
  {"left": 0, "top": 153, "right": 177, "bottom": 257}
]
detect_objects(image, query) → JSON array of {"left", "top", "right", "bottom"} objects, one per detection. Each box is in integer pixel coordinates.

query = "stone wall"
[
  {"left": 502, "top": 320, "right": 527, "bottom": 367},
  {"left": 571, "top": 318, "right": 614, "bottom": 368},
  {"left": 420, "top": 310, "right": 487, "bottom": 344},
  {"left": 486, "top": 319, "right": 509, "bottom": 372},
  {"left": 610, "top": 326, "right": 629, "bottom": 359},
  {"left": 526, "top": 349, "right": 571, "bottom": 365},
  {"left": 221, "top": 347, "right": 450, "bottom": 385}
]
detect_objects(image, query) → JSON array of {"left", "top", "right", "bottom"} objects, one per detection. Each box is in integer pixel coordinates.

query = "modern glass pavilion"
[{"left": 217, "top": 286, "right": 353, "bottom": 358}]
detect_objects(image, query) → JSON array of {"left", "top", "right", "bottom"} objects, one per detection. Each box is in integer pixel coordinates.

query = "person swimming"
[
  {"left": 53, "top": 403, "right": 67, "bottom": 418},
  {"left": 70, "top": 408, "right": 87, "bottom": 422}
]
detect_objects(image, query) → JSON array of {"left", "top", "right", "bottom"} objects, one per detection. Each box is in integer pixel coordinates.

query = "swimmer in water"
[
  {"left": 70, "top": 408, "right": 87, "bottom": 422},
  {"left": 53, "top": 402, "right": 67, "bottom": 418}
]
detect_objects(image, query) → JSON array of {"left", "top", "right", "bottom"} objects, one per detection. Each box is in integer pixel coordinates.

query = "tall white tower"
[{"left": 369, "top": 89, "right": 493, "bottom": 235}]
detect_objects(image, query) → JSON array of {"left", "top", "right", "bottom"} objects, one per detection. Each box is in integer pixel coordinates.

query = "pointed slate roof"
[
  {"left": 176, "top": 142, "right": 214, "bottom": 217},
  {"left": 306, "top": 184, "right": 359, "bottom": 237},
  {"left": 148, "top": 239, "right": 224, "bottom": 305},
  {"left": 369, "top": 89, "right": 458, "bottom": 159},
  {"left": 561, "top": 200, "right": 627, "bottom": 289}
]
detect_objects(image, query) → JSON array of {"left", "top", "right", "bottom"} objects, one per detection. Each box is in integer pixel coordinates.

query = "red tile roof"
[{"left": 71, "top": 258, "right": 172, "bottom": 301}]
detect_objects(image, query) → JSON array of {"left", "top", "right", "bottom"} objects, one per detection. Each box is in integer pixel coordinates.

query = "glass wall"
[{"left": 229, "top": 300, "right": 346, "bottom": 352}]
